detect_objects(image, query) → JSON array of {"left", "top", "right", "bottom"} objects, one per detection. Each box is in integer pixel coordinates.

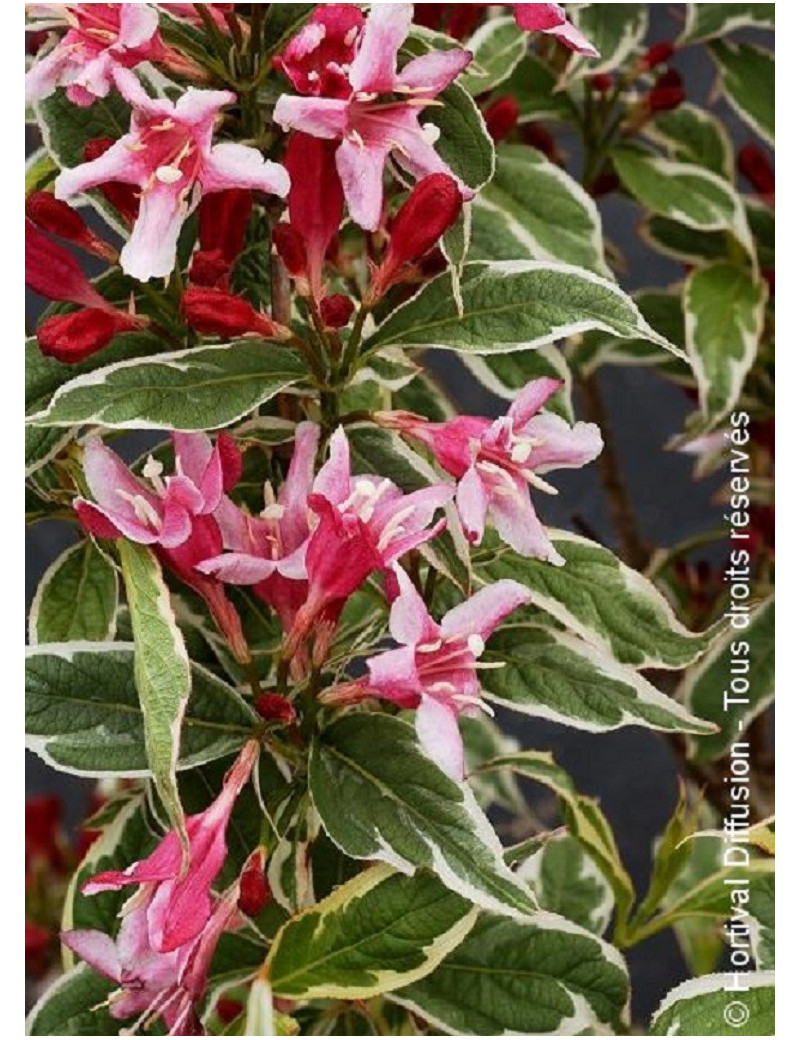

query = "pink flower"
[
  {"left": 80, "top": 741, "right": 258, "bottom": 954},
  {"left": 274, "top": 3, "right": 474, "bottom": 230},
  {"left": 511, "top": 4, "right": 599, "bottom": 56},
  {"left": 362, "top": 568, "right": 530, "bottom": 778},
  {"left": 55, "top": 75, "right": 289, "bottom": 281},
  {"left": 25, "top": 4, "right": 167, "bottom": 107},
  {"left": 381, "top": 378, "right": 603, "bottom": 565}
]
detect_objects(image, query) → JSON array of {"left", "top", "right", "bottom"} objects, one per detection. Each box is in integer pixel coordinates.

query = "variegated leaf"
[{"left": 29, "top": 540, "right": 118, "bottom": 644}]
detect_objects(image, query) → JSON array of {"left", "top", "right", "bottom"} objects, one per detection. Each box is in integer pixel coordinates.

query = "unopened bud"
[
  {"left": 26, "top": 220, "right": 107, "bottom": 308},
  {"left": 319, "top": 294, "right": 355, "bottom": 328},
  {"left": 272, "top": 223, "right": 308, "bottom": 280},
  {"left": 588, "top": 171, "right": 620, "bottom": 198},
  {"left": 521, "top": 122, "right": 558, "bottom": 162},
  {"left": 640, "top": 41, "right": 675, "bottom": 70},
  {"left": 189, "top": 248, "right": 231, "bottom": 289},
  {"left": 181, "top": 287, "right": 287, "bottom": 339},
  {"left": 26, "top": 191, "right": 117, "bottom": 262},
  {"left": 591, "top": 72, "right": 615, "bottom": 93},
  {"left": 255, "top": 693, "right": 297, "bottom": 726},
  {"left": 37, "top": 308, "right": 141, "bottom": 363},
  {"left": 484, "top": 95, "right": 520, "bottom": 142},
  {"left": 646, "top": 70, "right": 685, "bottom": 114},
  {"left": 238, "top": 860, "right": 272, "bottom": 917},
  {"left": 738, "top": 143, "right": 775, "bottom": 196}
]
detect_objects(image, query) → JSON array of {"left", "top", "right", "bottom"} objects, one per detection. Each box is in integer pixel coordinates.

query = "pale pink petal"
[
  {"left": 313, "top": 426, "right": 352, "bottom": 504},
  {"left": 82, "top": 436, "right": 161, "bottom": 524},
  {"left": 511, "top": 3, "right": 567, "bottom": 32},
  {"left": 388, "top": 565, "right": 439, "bottom": 645},
  {"left": 174, "top": 87, "right": 236, "bottom": 129},
  {"left": 54, "top": 137, "right": 142, "bottom": 200},
  {"left": 201, "top": 142, "right": 290, "bottom": 197},
  {"left": 489, "top": 482, "right": 565, "bottom": 565},
  {"left": 172, "top": 432, "right": 218, "bottom": 503},
  {"left": 383, "top": 516, "right": 447, "bottom": 562},
  {"left": 524, "top": 415, "right": 603, "bottom": 472},
  {"left": 69, "top": 52, "right": 114, "bottom": 103},
  {"left": 118, "top": 3, "right": 161, "bottom": 48},
  {"left": 336, "top": 137, "right": 392, "bottom": 231},
  {"left": 197, "top": 552, "right": 279, "bottom": 584},
  {"left": 120, "top": 185, "right": 186, "bottom": 281},
  {"left": 455, "top": 465, "right": 489, "bottom": 545},
  {"left": 396, "top": 48, "right": 473, "bottom": 95},
  {"left": 214, "top": 496, "right": 258, "bottom": 551},
  {"left": 507, "top": 377, "right": 563, "bottom": 429},
  {"left": 441, "top": 578, "right": 531, "bottom": 642},
  {"left": 273, "top": 95, "right": 350, "bottom": 138},
  {"left": 113, "top": 66, "right": 173, "bottom": 119},
  {"left": 279, "top": 421, "right": 319, "bottom": 550},
  {"left": 158, "top": 497, "right": 193, "bottom": 549},
  {"left": 25, "top": 45, "right": 74, "bottom": 104},
  {"left": 348, "top": 2, "right": 412, "bottom": 93},
  {"left": 274, "top": 540, "right": 309, "bottom": 581},
  {"left": 387, "top": 118, "right": 475, "bottom": 201},
  {"left": 366, "top": 644, "right": 419, "bottom": 704},
  {"left": 415, "top": 695, "right": 464, "bottom": 780},
  {"left": 61, "top": 930, "right": 122, "bottom": 983},
  {"left": 544, "top": 18, "right": 599, "bottom": 57}
]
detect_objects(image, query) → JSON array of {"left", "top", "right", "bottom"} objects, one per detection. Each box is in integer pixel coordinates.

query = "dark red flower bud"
[
  {"left": 320, "top": 294, "right": 355, "bottom": 328},
  {"left": 646, "top": 72, "right": 685, "bottom": 114},
  {"left": 181, "top": 287, "right": 285, "bottom": 339},
  {"left": 255, "top": 693, "right": 297, "bottom": 726},
  {"left": 273, "top": 222, "right": 308, "bottom": 279},
  {"left": 26, "top": 796, "right": 63, "bottom": 870},
  {"left": 738, "top": 144, "right": 775, "bottom": 197},
  {"left": 25, "top": 921, "right": 53, "bottom": 978},
  {"left": 484, "top": 95, "right": 520, "bottom": 142},
  {"left": 216, "top": 431, "right": 243, "bottom": 492},
  {"left": 26, "top": 29, "right": 50, "bottom": 56},
  {"left": 762, "top": 267, "right": 775, "bottom": 297},
  {"left": 189, "top": 248, "right": 231, "bottom": 289},
  {"left": 238, "top": 861, "right": 272, "bottom": 917},
  {"left": 198, "top": 189, "right": 253, "bottom": 265},
  {"left": 641, "top": 41, "right": 675, "bottom": 70},
  {"left": 216, "top": 999, "right": 244, "bottom": 1026},
  {"left": 588, "top": 171, "right": 620, "bottom": 198},
  {"left": 521, "top": 122, "right": 558, "bottom": 161},
  {"left": 26, "top": 220, "right": 107, "bottom": 308},
  {"left": 413, "top": 3, "right": 446, "bottom": 30},
  {"left": 37, "top": 308, "right": 141, "bottom": 363},
  {"left": 26, "top": 191, "right": 117, "bottom": 262},
  {"left": 83, "top": 139, "right": 140, "bottom": 225},
  {"left": 591, "top": 72, "right": 615, "bottom": 93},
  {"left": 446, "top": 3, "right": 483, "bottom": 40}
]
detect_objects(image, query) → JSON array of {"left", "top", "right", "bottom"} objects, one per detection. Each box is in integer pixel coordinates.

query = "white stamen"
[
  {"left": 473, "top": 660, "right": 506, "bottom": 670},
  {"left": 418, "top": 639, "right": 443, "bottom": 653},
  {"left": 510, "top": 440, "right": 533, "bottom": 465},
  {"left": 348, "top": 129, "right": 366, "bottom": 150},
  {"left": 260, "top": 503, "right": 286, "bottom": 521},
  {"left": 421, "top": 122, "right": 441, "bottom": 145},
  {"left": 116, "top": 490, "right": 161, "bottom": 529},
  {"left": 467, "top": 633, "right": 485, "bottom": 657},
  {"left": 428, "top": 681, "right": 458, "bottom": 694},
  {"left": 343, "top": 26, "right": 358, "bottom": 46},
  {"left": 522, "top": 471, "right": 559, "bottom": 496},
  {"left": 142, "top": 455, "right": 165, "bottom": 494},
  {"left": 155, "top": 165, "right": 183, "bottom": 185},
  {"left": 307, "top": 70, "right": 319, "bottom": 82},
  {"left": 376, "top": 503, "right": 419, "bottom": 553}
]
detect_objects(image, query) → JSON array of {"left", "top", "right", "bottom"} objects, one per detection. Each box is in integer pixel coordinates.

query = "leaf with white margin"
[
  {"left": 29, "top": 540, "right": 118, "bottom": 644},
  {"left": 425, "top": 81, "right": 495, "bottom": 193},
  {"left": 309, "top": 714, "right": 538, "bottom": 919},
  {"left": 500, "top": 55, "right": 577, "bottom": 123},
  {"left": 119, "top": 542, "right": 190, "bottom": 841},
  {"left": 641, "top": 216, "right": 730, "bottom": 267},
  {"left": 650, "top": 972, "right": 775, "bottom": 1035},
  {"left": 268, "top": 865, "right": 478, "bottom": 999},
  {"left": 560, "top": 4, "right": 648, "bottom": 84},
  {"left": 748, "top": 872, "right": 775, "bottom": 970},
  {"left": 483, "top": 534, "right": 716, "bottom": 669},
  {"left": 684, "top": 262, "right": 767, "bottom": 427},
  {"left": 394, "top": 912, "right": 630, "bottom": 1035},
  {"left": 710, "top": 40, "right": 775, "bottom": 147},
  {"left": 643, "top": 103, "right": 734, "bottom": 179},
  {"left": 27, "top": 341, "right": 308, "bottom": 430},
  {"left": 26, "top": 642, "right": 257, "bottom": 776},
  {"left": 613, "top": 148, "right": 755, "bottom": 258},
  {"left": 460, "top": 16, "right": 527, "bottom": 96},
  {"left": 462, "top": 344, "right": 574, "bottom": 421},
  {"left": 243, "top": 977, "right": 275, "bottom": 1036},
  {"left": 25, "top": 964, "right": 119, "bottom": 1036},
  {"left": 480, "top": 623, "right": 716, "bottom": 735},
  {"left": 469, "top": 144, "right": 611, "bottom": 277},
  {"left": 364, "top": 261, "right": 683, "bottom": 360},
  {"left": 681, "top": 597, "right": 774, "bottom": 763},
  {"left": 517, "top": 833, "right": 614, "bottom": 935},
  {"left": 462, "top": 714, "right": 525, "bottom": 814},
  {"left": 680, "top": 3, "right": 774, "bottom": 45}
]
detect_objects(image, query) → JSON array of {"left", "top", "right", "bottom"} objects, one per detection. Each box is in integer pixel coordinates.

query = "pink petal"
[
  {"left": 83, "top": 830, "right": 184, "bottom": 895},
  {"left": 336, "top": 136, "right": 391, "bottom": 231},
  {"left": 389, "top": 565, "right": 439, "bottom": 646},
  {"left": 54, "top": 137, "right": 142, "bottom": 200},
  {"left": 61, "top": 930, "right": 122, "bottom": 983},
  {"left": 173, "top": 432, "right": 223, "bottom": 512},
  {"left": 158, "top": 497, "right": 193, "bottom": 549},
  {"left": 348, "top": 2, "right": 412, "bottom": 94},
  {"left": 489, "top": 482, "right": 565, "bottom": 565},
  {"left": 366, "top": 644, "right": 420, "bottom": 705},
  {"left": 120, "top": 185, "right": 186, "bottom": 281},
  {"left": 75, "top": 500, "right": 126, "bottom": 541},
  {"left": 113, "top": 65, "right": 172, "bottom": 119},
  {"left": 82, "top": 436, "right": 161, "bottom": 528},
  {"left": 312, "top": 426, "right": 352, "bottom": 504},
  {"left": 386, "top": 117, "right": 475, "bottom": 202},
  {"left": 544, "top": 18, "right": 599, "bottom": 57},
  {"left": 174, "top": 87, "right": 236, "bottom": 129},
  {"left": 279, "top": 421, "right": 319, "bottom": 551},
  {"left": 197, "top": 551, "right": 279, "bottom": 584},
  {"left": 24, "top": 45, "right": 74, "bottom": 104},
  {"left": 415, "top": 695, "right": 464, "bottom": 780},
  {"left": 118, "top": 3, "right": 161, "bottom": 48},
  {"left": 455, "top": 465, "right": 490, "bottom": 545},
  {"left": 273, "top": 95, "right": 349, "bottom": 139},
  {"left": 441, "top": 579, "right": 531, "bottom": 642},
  {"left": 396, "top": 48, "right": 473, "bottom": 95},
  {"left": 506, "top": 377, "right": 563, "bottom": 429},
  {"left": 201, "top": 142, "right": 290, "bottom": 197},
  {"left": 511, "top": 3, "right": 568, "bottom": 32},
  {"left": 524, "top": 415, "right": 603, "bottom": 472}
]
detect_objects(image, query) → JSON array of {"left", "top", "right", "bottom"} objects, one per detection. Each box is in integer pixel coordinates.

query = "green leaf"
[
  {"left": 260, "top": 3, "right": 317, "bottom": 56},
  {"left": 710, "top": 40, "right": 775, "bottom": 146},
  {"left": 561, "top": 5, "right": 648, "bottom": 83},
  {"left": 482, "top": 534, "right": 715, "bottom": 669},
  {"left": 119, "top": 542, "right": 191, "bottom": 838},
  {"left": 462, "top": 714, "right": 524, "bottom": 814},
  {"left": 462, "top": 345, "right": 574, "bottom": 421},
  {"left": 309, "top": 714, "right": 537, "bottom": 918},
  {"left": 243, "top": 978, "right": 276, "bottom": 1036},
  {"left": 29, "top": 540, "right": 118, "bottom": 644},
  {"left": 641, "top": 216, "right": 729, "bottom": 266},
  {"left": 650, "top": 972, "right": 775, "bottom": 1035},
  {"left": 612, "top": 148, "right": 754, "bottom": 257},
  {"left": 425, "top": 81, "right": 494, "bottom": 192},
  {"left": 681, "top": 598, "right": 775, "bottom": 762},
  {"left": 347, "top": 424, "right": 433, "bottom": 493},
  {"left": 520, "top": 833, "right": 614, "bottom": 935},
  {"left": 749, "top": 872, "right": 775, "bottom": 970},
  {"left": 460, "top": 17, "right": 527, "bottom": 95},
  {"left": 480, "top": 623, "right": 716, "bottom": 734},
  {"left": 365, "top": 261, "right": 682, "bottom": 360},
  {"left": 629, "top": 786, "right": 695, "bottom": 933},
  {"left": 644, "top": 104, "right": 734, "bottom": 179},
  {"left": 684, "top": 262, "right": 768, "bottom": 427},
  {"left": 25, "top": 146, "right": 58, "bottom": 195},
  {"left": 469, "top": 144, "right": 611, "bottom": 277},
  {"left": 395, "top": 912, "right": 629, "bottom": 1035},
  {"left": 28, "top": 341, "right": 308, "bottom": 430},
  {"left": 500, "top": 55, "right": 577, "bottom": 123},
  {"left": 268, "top": 865, "right": 477, "bottom": 999},
  {"left": 25, "top": 643, "right": 257, "bottom": 775},
  {"left": 680, "top": 4, "right": 775, "bottom": 44},
  {"left": 26, "top": 965, "right": 119, "bottom": 1036},
  {"left": 477, "top": 751, "right": 635, "bottom": 925}
]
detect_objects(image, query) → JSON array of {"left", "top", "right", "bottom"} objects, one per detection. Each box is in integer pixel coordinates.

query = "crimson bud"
[
  {"left": 181, "top": 287, "right": 287, "bottom": 339},
  {"left": 484, "top": 95, "right": 520, "bottom": 142}
]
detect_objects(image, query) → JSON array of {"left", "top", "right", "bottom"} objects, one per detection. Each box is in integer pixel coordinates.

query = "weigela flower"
[
  {"left": 25, "top": 4, "right": 167, "bottom": 107},
  {"left": 359, "top": 567, "right": 530, "bottom": 779},
  {"left": 55, "top": 74, "right": 290, "bottom": 281},
  {"left": 380, "top": 378, "right": 603, "bottom": 565},
  {"left": 274, "top": 3, "right": 474, "bottom": 230},
  {"left": 510, "top": 4, "right": 598, "bottom": 55}
]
